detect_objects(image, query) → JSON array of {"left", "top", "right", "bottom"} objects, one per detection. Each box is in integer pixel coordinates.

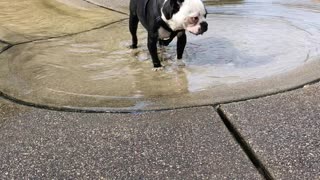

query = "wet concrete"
[
  {"left": 84, "top": 0, "right": 130, "bottom": 14},
  {"left": 0, "top": 0, "right": 126, "bottom": 44},
  {"left": 0, "top": 0, "right": 320, "bottom": 111}
]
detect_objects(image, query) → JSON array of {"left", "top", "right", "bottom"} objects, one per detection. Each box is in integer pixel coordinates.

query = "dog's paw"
[
  {"left": 129, "top": 44, "right": 137, "bottom": 49},
  {"left": 176, "top": 59, "right": 186, "bottom": 67},
  {"left": 152, "top": 67, "right": 164, "bottom": 71}
]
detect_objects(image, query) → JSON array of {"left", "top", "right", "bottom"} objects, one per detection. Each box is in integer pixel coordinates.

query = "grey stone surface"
[
  {"left": 220, "top": 82, "right": 320, "bottom": 180},
  {"left": 0, "top": 98, "right": 261, "bottom": 179}
]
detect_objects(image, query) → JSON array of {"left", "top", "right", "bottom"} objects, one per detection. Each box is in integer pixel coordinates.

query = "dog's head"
[{"left": 161, "top": 0, "right": 208, "bottom": 35}]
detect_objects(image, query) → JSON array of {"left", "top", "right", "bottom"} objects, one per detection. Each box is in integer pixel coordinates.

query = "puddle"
[{"left": 0, "top": 0, "right": 320, "bottom": 111}]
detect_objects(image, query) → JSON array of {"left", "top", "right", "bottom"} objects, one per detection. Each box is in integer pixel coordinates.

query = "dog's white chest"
[{"left": 158, "top": 27, "right": 171, "bottom": 40}]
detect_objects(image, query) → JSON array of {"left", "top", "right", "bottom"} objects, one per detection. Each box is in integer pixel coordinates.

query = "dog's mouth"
[
  {"left": 186, "top": 25, "right": 201, "bottom": 35},
  {"left": 188, "top": 30, "right": 203, "bottom": 35},
  {"left": 186, "top": 21, "right": 208, "bottom": 35}
]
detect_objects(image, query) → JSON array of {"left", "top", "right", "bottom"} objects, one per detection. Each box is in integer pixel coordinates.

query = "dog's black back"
[{"left": 130, "top": 0, "right": 165, "bottom": 31}]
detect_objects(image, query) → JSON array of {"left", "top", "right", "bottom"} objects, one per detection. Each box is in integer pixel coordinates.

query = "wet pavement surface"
[
  {"left": 1, "top": 0, "right": 320, "bottom": 111},
  {"left": 0, "top": 0, "right": 320, "bottom": 179},
  {"left": 0, "top": 0, "right": 126, "bottom": 44}
]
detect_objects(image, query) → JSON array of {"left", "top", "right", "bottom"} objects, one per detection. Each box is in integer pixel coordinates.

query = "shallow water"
[{"left": 0, "top": 0, "right": 320, "bottom": 110}]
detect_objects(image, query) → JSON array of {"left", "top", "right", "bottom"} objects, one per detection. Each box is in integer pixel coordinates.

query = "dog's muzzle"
[
  {"left": 186, "top": 21, "right": 208, "bottom": 35},
  {"left": 199, "top": 21, "right": 208, "bottom": 34}
]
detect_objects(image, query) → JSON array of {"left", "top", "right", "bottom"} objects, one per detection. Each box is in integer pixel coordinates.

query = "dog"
[{"left": 129, "top": 0, "right": 208, "bottom": 71}]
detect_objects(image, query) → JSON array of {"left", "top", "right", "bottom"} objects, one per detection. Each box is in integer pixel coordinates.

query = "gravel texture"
[{"left": 0, "top": 99, "right": 261, "bottom": 179}]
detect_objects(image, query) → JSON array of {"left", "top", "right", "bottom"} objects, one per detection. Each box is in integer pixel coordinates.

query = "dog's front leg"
[
  {"left": 176, "top": 31, "right": 187, "bottom": 66},
  {"left": 177, "top": 31, "right": 186, "bottom": 59},
  {"left": 147, "top": 32, "right": 163, "bottom": 71}
]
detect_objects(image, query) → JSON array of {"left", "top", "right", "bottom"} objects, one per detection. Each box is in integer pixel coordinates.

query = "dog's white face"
[{"left": 161, "top": 0, "right": 208, "bottom": 35}]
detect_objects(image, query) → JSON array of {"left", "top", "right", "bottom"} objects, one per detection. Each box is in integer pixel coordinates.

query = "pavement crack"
[
  {"left": 0, "top": 39, "right": 11, "bottom": 45},
  {"left": 0, "top": 45, "right": 12, "bottom": 54},
  {"left": 0, "top": 40, "right": 13, "bottom": 54},
  {"left": 216, "top": 106, "right": 274, "bottom": 180}
]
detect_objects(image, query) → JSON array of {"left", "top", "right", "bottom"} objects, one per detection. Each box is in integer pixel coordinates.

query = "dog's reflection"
[{"left": 129, "top": 47, "right": 189, "bottom": 97}]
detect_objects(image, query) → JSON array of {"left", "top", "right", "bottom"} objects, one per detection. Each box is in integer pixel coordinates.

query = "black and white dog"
[{"left": 129, "top": 0, "right": 208, "bottom": 70}]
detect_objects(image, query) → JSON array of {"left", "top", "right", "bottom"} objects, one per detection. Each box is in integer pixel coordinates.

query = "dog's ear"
[{"left": 162, "top": 0, "right": 184, "bottom": 20}]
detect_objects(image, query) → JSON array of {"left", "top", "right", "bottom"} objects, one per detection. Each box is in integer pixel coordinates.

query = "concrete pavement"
[
  {"left": 219, "top": 82, "right": 320, "bottom": 179},
  {"left": 1, "top": 82, "right": 319, "bottom": 179},
  {"left": 0, "top": 102, "right": 262, "bottom": 179}
]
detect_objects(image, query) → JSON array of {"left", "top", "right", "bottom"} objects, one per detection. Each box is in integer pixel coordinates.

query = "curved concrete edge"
[
  {"left": 0, "top": 41, "right": 10, "bottom": 53},
  {"left": 1, "top": 58, "right": 320, "bottom": 113}
]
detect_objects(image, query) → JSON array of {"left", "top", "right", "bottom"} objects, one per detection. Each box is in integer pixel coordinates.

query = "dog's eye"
[{"left": 192, "top": 16, "right": 199, "bottom": 23}]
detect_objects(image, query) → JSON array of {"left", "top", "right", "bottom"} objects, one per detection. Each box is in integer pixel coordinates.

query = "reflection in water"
[{"left": 0, "top": 0, "right": 320, "bottom": 109}]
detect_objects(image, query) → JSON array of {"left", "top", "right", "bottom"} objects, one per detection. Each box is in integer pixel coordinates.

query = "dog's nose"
[{"left": 200, "top": 21, "right": 208, "bottom": 34}]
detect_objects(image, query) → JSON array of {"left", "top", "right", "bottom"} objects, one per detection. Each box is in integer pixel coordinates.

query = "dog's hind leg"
[{"left": 129, "top": 14, "right": 139, "bottom": 49}]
